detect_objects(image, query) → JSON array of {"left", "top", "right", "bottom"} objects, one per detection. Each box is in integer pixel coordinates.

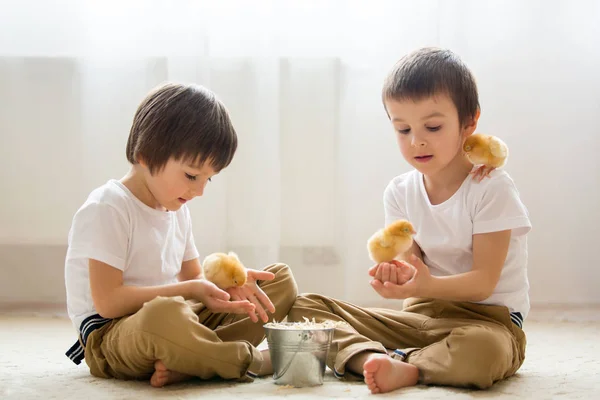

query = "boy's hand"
[
  {"left": 370, "top": 255, "right": 431, "bottom": 299},
  {"left": 227, "top": 269, "right": 276, "bottom": 323},
  {"left": 368, "top": 260, "right": 414, "bottom": 285},
  {"left": 193, "top": 279, "right": 256, "bottom": 315}
]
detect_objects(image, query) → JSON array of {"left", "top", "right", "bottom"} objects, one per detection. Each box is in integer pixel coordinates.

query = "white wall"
[{"left": 1, "top": 1, "right": 599, "bottom": 308}]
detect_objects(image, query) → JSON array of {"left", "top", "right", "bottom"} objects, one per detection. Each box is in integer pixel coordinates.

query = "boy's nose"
[
  {"left": 411, "top": 137, "right": 427, "bottom": 147},
  {"left": 191, "top": 182, "right": 206, "bottom": 198}
]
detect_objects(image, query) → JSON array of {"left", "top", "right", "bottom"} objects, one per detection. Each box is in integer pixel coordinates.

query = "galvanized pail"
[{"left": 264, "top": 323, "right": 334, "bottom": 387}]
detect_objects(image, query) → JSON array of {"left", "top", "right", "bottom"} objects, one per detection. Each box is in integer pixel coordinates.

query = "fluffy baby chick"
[
  {"left": 463, "top": 133, "right": 509, "bottom": 180},
  {"left": 367, "top": 220, "right": 416, "bottom": 264},
  {"left": 202, "top": 251, "right": 247, "bottom": 290}
]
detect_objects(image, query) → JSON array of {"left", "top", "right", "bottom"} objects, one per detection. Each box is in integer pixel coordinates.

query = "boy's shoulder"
[
  {"left": 465, "top": 169, "right": 529, "bottom": 226},
  {"left": 464, "top": 169, "right": 521, "bottom": 198},
  {"left": 70, "top": 180, "right": 145, "bottom": 231},
  {"left": 67, "top": 180, "right": 134, "bottom": 256},
  {"left": 78, "top": 179, "right": 132, "bottom": 215}
]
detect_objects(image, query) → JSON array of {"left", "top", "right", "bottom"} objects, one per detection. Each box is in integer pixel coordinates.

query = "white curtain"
[{"left": 1, "top": 0, "right": 599, "bottom": 305}]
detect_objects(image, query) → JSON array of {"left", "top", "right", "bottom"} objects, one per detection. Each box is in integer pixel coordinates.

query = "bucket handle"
[{"left": 272, "top": 331, "right": 310, "bottom": 380}]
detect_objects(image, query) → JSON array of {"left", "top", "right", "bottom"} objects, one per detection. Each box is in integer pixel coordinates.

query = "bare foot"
[
  {"left": 363, "top": 354, "right": 419, "bottom": 394},
  {"left": 150, "top": 360, "right": 193, "bottom": 388},
  {"left": 258, "top": 349, "right": 273, "bottom": 376}
]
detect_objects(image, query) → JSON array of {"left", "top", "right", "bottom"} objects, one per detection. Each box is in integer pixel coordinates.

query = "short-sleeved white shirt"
[
  {"left": 64, "top": 179, "right": 199, "bottom": 330},
  {"left": 384, "top": 169, "right": 532, "bottom": 318}
]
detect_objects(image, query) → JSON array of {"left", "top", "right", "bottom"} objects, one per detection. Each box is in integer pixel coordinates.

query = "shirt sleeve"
[
  {"left": 182, "top": 206, "right": 200, "bottom": 262},
  {"left": 472, "top": 173, "right": 532, "bottom": 236},
  {"left": 384, "top": 180, "right": 408, "bottom": 226},
  {"left": 67, "top": 202, "right": 129, "bottom": 271}
]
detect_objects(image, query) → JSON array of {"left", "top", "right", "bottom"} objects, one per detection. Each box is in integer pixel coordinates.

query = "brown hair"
[
  {"left": 126, "top": 82, "right": 237, "bottom": 174},
  {"left": 382, "top": 47, "right": 480, "bottom": 126}
]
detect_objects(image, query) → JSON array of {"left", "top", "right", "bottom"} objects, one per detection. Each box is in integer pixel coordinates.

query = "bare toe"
[{"left": 150, "top": 360, "right": 192, "bottom": 388}]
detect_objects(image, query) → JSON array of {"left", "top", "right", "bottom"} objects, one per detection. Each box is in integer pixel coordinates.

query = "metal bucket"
[{"left": 264, "top": 323, "right": 334, "bottom": 387}]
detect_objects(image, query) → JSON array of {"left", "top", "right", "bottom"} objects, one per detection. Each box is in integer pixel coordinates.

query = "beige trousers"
[
  {"left": 84, "top": 263, "right": 297, "bottom": 382},
  {"left": 289, "top": 294, "right": 526, "bottom": 389}
]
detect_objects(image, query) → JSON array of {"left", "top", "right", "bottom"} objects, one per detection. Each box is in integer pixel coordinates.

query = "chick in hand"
[
  {"left": 463, "top": 133, "right": 509, "bottom": 181},
  {"left": 202, "top": 252, "right": 248, "bottom": 290},
  {"left": 367, "top": 220, "right": 416, "bottom": 264}
]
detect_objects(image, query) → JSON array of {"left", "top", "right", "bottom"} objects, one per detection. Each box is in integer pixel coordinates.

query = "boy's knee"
[
  {"left": 465, "top": 327, "right": 508, "bottom": 361},
  {"left": 265, "top": 263, "right": 298, "bottom": 300},
  {"left": 254, "top": 263, "right": 298, "bottom": 323},
  {"left": 135, "top": 296, "right": 190, "bottom": 333},
  {"left": 288, "top": 293, "right": 328, "bottom": 322},
  {"left": 455, "top": 327, "right": 512, "bottom": 388},
  {"left": 297, "top": 293, "right": 325, "bottom": 303}
]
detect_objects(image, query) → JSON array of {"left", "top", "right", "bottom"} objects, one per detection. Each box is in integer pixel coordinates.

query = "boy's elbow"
[
  {"left": 97, "top": 308, "right": 119, "bottom": 319},
  {"left": 470, "top": 290, "right": 491, "bottom": 302},
  {"left": 470, "top": 282, "right": 496, "bottom": 302},
  {"left": 93, "top": 297, "right": 119, "bottom": 319},
  {"left": 94, "top": 303, "right": 114, "bottom": 319}
]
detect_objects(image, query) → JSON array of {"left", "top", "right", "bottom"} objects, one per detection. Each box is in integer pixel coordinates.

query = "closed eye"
[
  {"left": 427, "top": 126, "right": 441, "bottom": 132},
  {"left": 398, "top": 129, "right": 410, "bottom": 135},
  {"left": 185, "top": 173, "right": 197, "bottom": 181}
]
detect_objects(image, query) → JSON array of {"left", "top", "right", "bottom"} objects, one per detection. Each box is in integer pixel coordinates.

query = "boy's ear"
[{"left": 463, "top": 109, "right": 481, "bottom": 137}]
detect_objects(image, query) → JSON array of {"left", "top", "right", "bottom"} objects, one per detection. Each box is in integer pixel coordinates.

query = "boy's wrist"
[
  {"left": 420, "top": 275, "right": 440, "bottom": 298},
  {"left": 182, "top": 279, "right": 200, "bottom": 299}
]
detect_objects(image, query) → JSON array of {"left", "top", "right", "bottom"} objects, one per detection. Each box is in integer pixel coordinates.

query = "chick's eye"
[
  {"left": 185, "top": 173, "right": 197, "bottom": 181},
  {"left": 208, "top": 177, "right": 212, "bottom": 182}
]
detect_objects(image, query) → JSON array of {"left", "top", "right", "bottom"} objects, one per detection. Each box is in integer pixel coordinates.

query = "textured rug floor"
[{"left": 1, "top": 312, "right": 599, "bottom": 399}]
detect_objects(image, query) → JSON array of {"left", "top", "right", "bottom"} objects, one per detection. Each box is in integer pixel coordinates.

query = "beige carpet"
[{"left": 1, "top": 310, "right": 599, "bottom": 399}]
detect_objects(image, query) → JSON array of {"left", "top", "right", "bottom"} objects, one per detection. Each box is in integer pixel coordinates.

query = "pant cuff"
[
  {"left": 391, "top": 347, "right": 420, "bottom": 361},
  {"left": 238, "top": 343, "right": 264, "bottom": 382},
  {"left": 333, "top": 342, "right": 387, "bottom": 381}
]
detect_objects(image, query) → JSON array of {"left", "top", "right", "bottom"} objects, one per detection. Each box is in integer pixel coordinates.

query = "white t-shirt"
[
  {"left": 384, "top": 169, "right": 532, "bottom": 318},
  {"left": 64, "top": 179, "right": 199, "bottom": 330}
]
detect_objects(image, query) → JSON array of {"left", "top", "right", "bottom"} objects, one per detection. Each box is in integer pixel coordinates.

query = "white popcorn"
[{"left": 264, "top": 317, "right": 347, "bottom": 329}]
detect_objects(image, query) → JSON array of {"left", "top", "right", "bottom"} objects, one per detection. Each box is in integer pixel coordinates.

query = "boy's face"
[
  {"left": 385, "top": 94, "right": 477, "bottom": 176},
  {"left": 142, "top": 158, "right": 216, "bottom": 212}
]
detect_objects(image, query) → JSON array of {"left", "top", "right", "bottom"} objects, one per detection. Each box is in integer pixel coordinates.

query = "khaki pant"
[
  {"left": 84, "top": 263, "right": 297, "bottom": 382},
  {"left": 289, "top": 294, "right": 526, "bottom": 389}
]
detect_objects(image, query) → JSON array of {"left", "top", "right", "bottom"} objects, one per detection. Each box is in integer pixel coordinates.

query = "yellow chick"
[
  {"left": 367, "top": 220, "right": 416, "bottom": 264},
  {"left": 202, "top": 252, "right": 247, "bottom": 290},
  {"left": 463, "top": 133, "right": 509, "bottom": 169}
]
